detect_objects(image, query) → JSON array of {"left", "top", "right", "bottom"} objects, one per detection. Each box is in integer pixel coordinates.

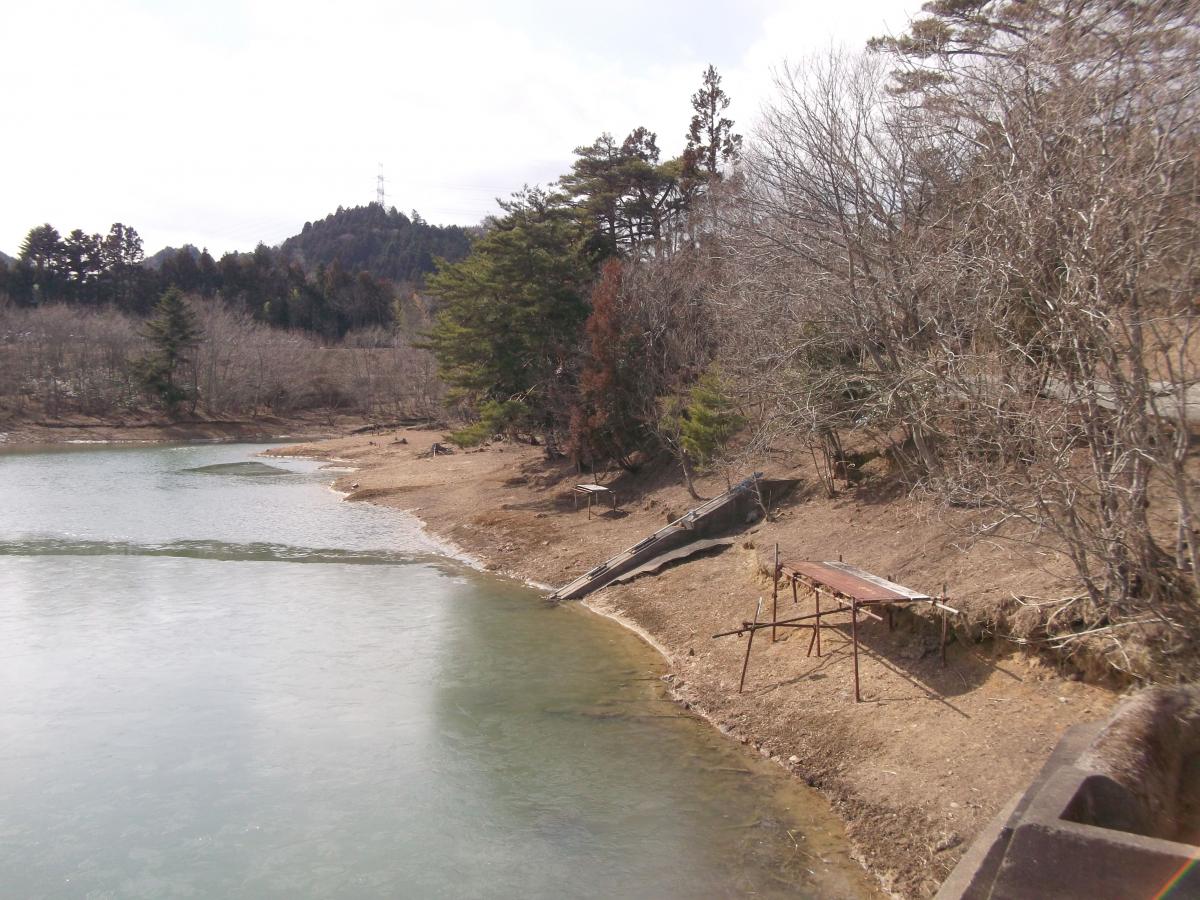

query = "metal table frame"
[
  {"left": 715, "top": 551, "right": 958, "bottom": 702},
  {"left": 572, "top": 483, "right": 618, "bottom": 519}
]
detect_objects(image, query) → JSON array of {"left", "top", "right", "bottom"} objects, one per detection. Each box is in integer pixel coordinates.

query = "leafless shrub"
[
  {"left": 0, "top": 303, "right": 142, "bottom": 416},
  {"left": 614, "top": 249, "right": 721, "bottom": 494},
  {"left": 713, "top": 50, "right": 964, "bottom": 485},
  {"left": 707, "top": 5, "right": 1200, "bottom": 678},
  {"left": 0, "top": 299, "right": 442, "bottom": 424}
]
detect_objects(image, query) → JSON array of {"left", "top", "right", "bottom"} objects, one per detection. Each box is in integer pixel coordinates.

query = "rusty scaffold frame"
[{"left": 713, "top": 546, "right": 960, "bottom": 702}]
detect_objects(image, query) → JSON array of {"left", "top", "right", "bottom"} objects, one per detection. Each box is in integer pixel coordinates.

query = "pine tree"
[
  {"left": 678, "top": 370, "right": 745, "bottom": 468},
  {"left": 683, "top": 65, "right": 742, "bottom": 181},
  {"left": 424, "top": 187, "right": 592, "bottom": 449},
  {"left": 561, "top": 129, "right": 678, "bottom": 258},
  {"left": 568, "top": 259, "right": 647, "bottom": 469},
  {"left": 137, "top": 287, "right": 203, "bottom": 415},
  {"left": 100, "top": 223, "right": 145, "bottom": 311},
  {"left": 18, "top": 224, "right": 66, "bottom": 302}
]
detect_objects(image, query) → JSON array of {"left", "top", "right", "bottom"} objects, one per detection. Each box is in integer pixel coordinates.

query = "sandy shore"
[{"left": 270, "top": 428, "right": 1118, "bottom": 899}]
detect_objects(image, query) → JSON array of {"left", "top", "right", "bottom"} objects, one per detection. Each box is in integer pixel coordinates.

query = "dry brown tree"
[
  {"left": 709, "top": 2, "right": 1200, "bottom": 677},
  {"left": 713, "top": 50, "right": 967, "bottom": 490},
  {"left": 897, "top": 2, "right": 1200, "bottom": 676}
]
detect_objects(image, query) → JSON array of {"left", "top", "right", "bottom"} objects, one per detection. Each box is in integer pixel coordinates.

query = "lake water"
[{"left": 0, "top": 443, "right": 872, "bottom": 898}]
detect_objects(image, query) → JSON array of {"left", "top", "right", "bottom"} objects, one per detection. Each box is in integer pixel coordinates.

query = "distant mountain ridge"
[
  {"left": 4, "top": 204, "right": 471, "bottom": 288},
  {"left": 279, "top": 203, "right": 471, "bottom": 284},
  {"left": 144, "top": 244, "right": 202, "bottom": 270}
]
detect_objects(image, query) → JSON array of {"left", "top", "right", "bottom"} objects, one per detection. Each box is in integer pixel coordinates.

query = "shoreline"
[
  {"left": 269, "top": 429, "right": 1117, "bottom": 898},
  {"left": 5, "top": 428, "right": 1117, "bottom": 896},
  {"left": 361, "top": 472, "right": 887, "bottom": 865},
  {"left": 305, "top": 444, "right": 883, "bottom": 881},
  {"left": 4, "top": 426, "right": 1117, "bottom": 897},
  {"left": 306, "top": 448, "right": 884, "bottom": 881},
  {"left": 0, "top": 414, "right": 374, "bottom": 452}
]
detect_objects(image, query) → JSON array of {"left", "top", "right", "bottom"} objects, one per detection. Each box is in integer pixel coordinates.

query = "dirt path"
[{"left": 270, "top": 429, "right": 1118, "bottom": 898}]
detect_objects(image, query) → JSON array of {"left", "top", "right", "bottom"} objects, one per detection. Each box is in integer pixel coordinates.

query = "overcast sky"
[{"left": 1, "top": 1, "right": 919, "bottom": 257}]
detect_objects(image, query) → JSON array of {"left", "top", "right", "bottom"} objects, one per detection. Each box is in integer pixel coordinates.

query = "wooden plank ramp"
[{"left": 548, "top": 475, "right": 766, "bottom": 601}]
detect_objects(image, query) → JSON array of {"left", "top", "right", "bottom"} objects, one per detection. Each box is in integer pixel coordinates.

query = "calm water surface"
[{"left": 0, "top": 443, "right": 872, "bottom": 898}]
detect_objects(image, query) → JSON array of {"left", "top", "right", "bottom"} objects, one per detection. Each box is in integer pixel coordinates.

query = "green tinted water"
[{"left": 0, "top": 443, "right": 872, "bottom": 898}]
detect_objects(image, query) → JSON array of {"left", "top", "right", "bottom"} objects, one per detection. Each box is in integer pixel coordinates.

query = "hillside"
[
  {"left": 271, "top": 428, "right": 1118, "bottom": 898},
  {"left": 0, "top": 204, "right": 467, "bottom": 338},
  {"left": 279, "top": 203, "right": 472, "bottom": 284},
  {"left": 143, "top": 244, "right": 201, "bottom": 270}
]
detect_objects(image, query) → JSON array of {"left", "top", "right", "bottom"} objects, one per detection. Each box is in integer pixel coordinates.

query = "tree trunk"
[{"left": 679, "top": 451, "right": 701, "bottom": 499}]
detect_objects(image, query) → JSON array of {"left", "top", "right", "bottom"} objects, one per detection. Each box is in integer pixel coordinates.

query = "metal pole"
[
  {"left": 712, "top": 605, "right": 850, "bottom": 639},
  {"left": 771, "top": 544, "right": 779, "bottom": 643},
  {"left": 941, "top": 609, "right": 948, "bottom": 666},
  {"left": 852, "top": 603, "right": 861, "bottom": 702},
  {"left": 815, "top": 586, "right": 822, "bottom": 657},
  {"left": 940, "top": 584, "right": 949, "bottom": 666},
  {"left": 739, "top": 597, "right": 763, "bottom": 693},
  {"left": 806, "top": 582, "right": 818, "bottom": 657}
]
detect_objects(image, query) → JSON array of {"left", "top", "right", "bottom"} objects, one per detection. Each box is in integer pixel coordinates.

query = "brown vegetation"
[
  {"left": 0, "top": 298, "right": 442, "bottom": 426},
  {"left": 697, "top": 5, "right": 1200, "bottom": 682}
]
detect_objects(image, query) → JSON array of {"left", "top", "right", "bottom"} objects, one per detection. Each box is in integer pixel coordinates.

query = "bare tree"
[
  {"left": 714, "top": 50, "right": 965, "bottom": 485},
  {"left": 913, "top": 1, "right": 1200, "bottom": 675},
  {"left": 706, "top": 5, "right": 1200, "bottom": 677}
]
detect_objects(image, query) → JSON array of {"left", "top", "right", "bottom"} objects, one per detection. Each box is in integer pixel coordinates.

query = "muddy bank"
[
  {"left": 269, "top": 429, "right": 1119, "bottom": 899},
  {"left": 0, "top": 413, "right": 367, "bottom": 449}
]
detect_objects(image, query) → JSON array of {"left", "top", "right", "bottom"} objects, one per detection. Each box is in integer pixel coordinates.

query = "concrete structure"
[{"left": 938, "top": 688, "right": 1200, "bottom": 899}]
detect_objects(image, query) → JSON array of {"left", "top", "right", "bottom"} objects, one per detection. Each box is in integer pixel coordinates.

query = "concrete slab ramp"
[{"left": 548, "top": 475, "right": 797, "bottom": 601}]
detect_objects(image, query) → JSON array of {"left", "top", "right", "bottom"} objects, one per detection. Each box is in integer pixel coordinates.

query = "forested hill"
[
  {"left": 144, "top": 243, "right": 202, "bottom": 271},
  {"left": 0, "top": 202, "right": 474, "bottom": 339},
  {"left": 143, "top": 244, "right": 201, "bottom": 270},
  {"left": 279, "top": 203, "right": 472, "bottom": 284},
  {"left": 0, "top": 249, "right": 13, "bottom": 266}
]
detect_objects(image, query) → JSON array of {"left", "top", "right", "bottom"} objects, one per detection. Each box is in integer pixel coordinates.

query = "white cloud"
[{"left": 0, "top": 0, "right": 918, "bottom": 257}]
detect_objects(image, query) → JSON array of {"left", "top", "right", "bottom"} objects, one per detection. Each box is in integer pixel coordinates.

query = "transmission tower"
[{"left": 376, "top": 163, "right": 386, "bottom": 208}]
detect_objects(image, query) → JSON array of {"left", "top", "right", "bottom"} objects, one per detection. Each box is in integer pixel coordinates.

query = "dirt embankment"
[
  {"left": 271, "top": 429, "right": 1119, "bottom": 899},
  {"left": 0, "top": 413, "right": 369, "bottom": 449}
]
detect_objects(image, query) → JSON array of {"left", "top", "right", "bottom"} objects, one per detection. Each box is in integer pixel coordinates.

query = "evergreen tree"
[
  {"left": 560, "top": 133, "right": 625, "bottom": 255},
  {"left": 424, "top": 187, "right": 592, "bottom": 447},
  {"left": 137, "top": 287, "right": 203, "bottom": 414},
  {"left": 160, "top": 246, "right": 203, "bottom": 294},
  {"left": 196, "top": 248, "right": 219, "bottom": 296},
  {"left": 683, "top": 65, "right": 742, "bottom": 180},
  {"left": 100, "top": 223, "right": 146, "bottom": 311},
  {"left": 568, "top": 259, "right": 647, "bottom": 469},
  {"left": 18, "top": 224, "right": 66, "bottom": 302},
  {"left": 678, "top": 370, "right": 745, "bottom": 468},
  {"left": 62, "top": 229, "right": 104, "bottom": 302},
  {"left": 561, "top": 128, "right": 678, "bottom": 258}
]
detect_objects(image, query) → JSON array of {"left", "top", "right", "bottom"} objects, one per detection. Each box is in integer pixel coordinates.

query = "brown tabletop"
[{"left": 781, "top": 560, "right": 932, "bottom": 604}]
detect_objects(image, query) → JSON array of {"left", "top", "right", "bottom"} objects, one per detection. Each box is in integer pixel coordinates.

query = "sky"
[{"left": 0, "top": 0, "right": 920, "bottom": 257}]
